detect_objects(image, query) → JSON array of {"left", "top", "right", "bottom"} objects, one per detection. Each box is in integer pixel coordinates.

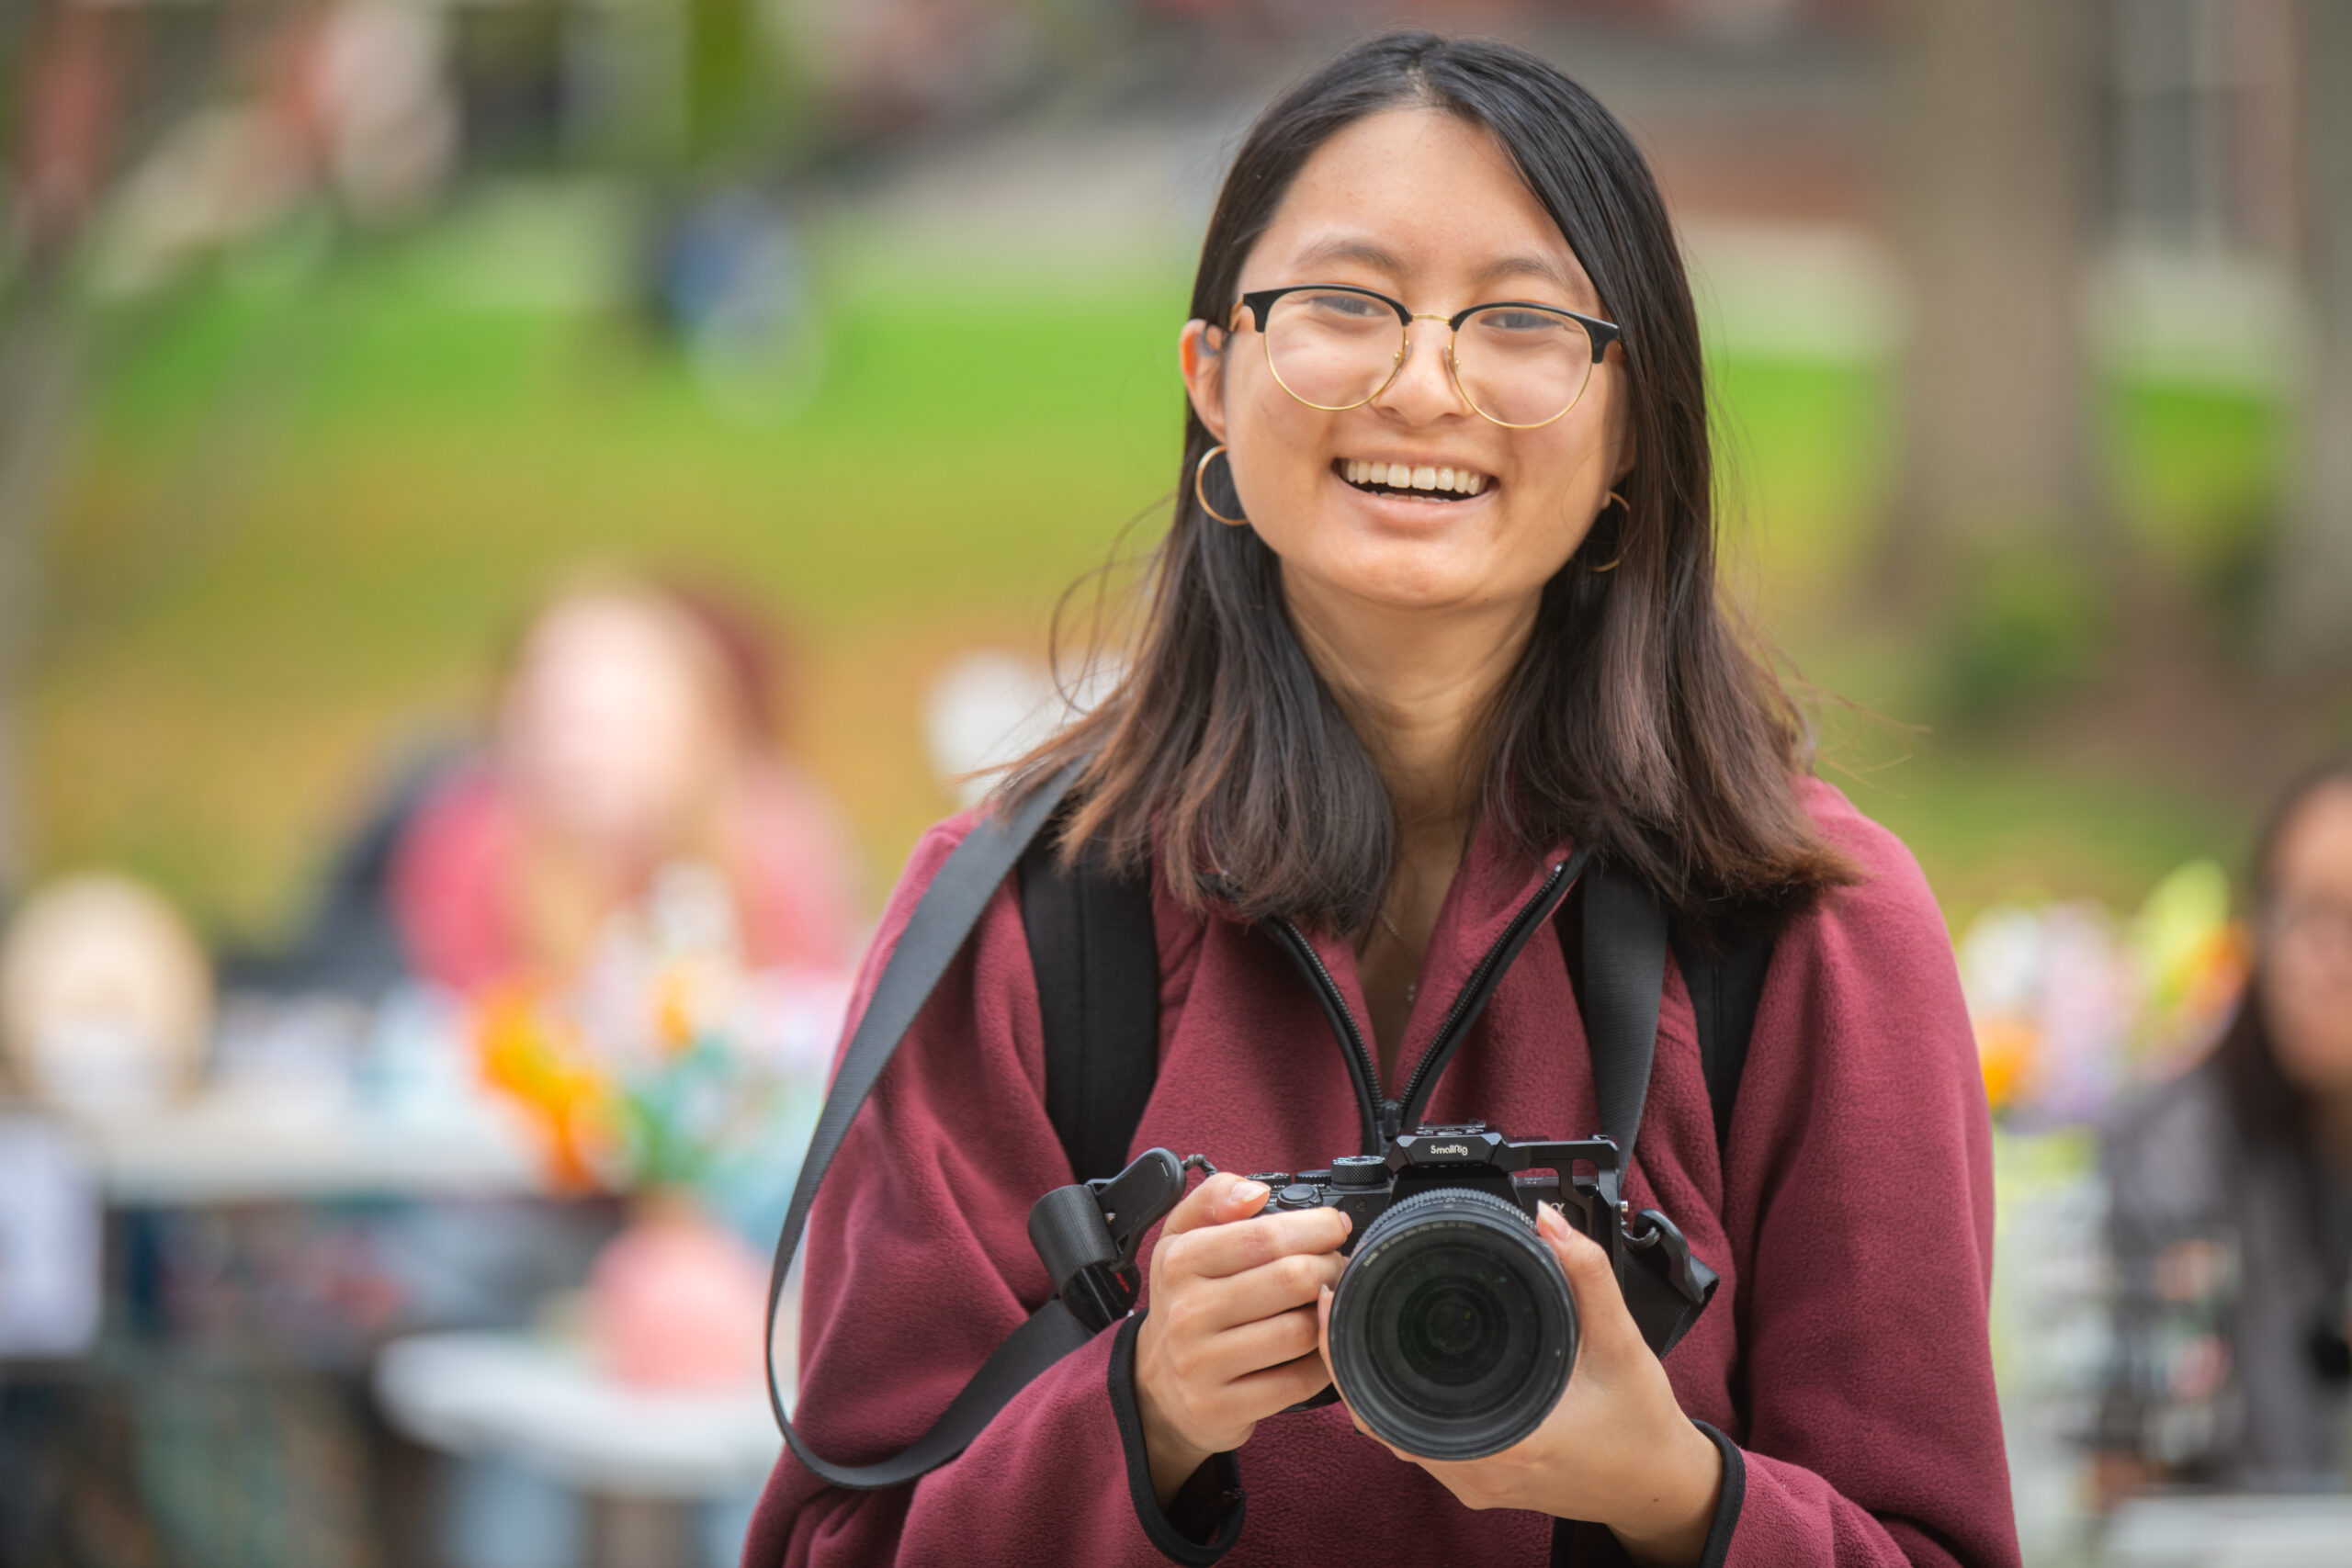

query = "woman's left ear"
[{"left": 1178, "top": 319, "right": 1230, "bottom": 443}]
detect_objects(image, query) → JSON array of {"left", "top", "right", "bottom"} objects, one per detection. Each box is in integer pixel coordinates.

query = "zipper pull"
[{"left": 1379, "top": 1099, "right": 1404, "bottom": 1144}]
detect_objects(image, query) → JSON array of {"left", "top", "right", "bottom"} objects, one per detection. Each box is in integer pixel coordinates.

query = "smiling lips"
[{"left": 1338, "top": 458, "right": 1492, "bottom": 500}]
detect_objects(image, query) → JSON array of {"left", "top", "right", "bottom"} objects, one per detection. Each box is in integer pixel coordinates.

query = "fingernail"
[
  {"left": 1337, "top": 1211, "right": 1353, "bottom": 1235},
  {"left": 1232, "top": 1180, "right": 1268, "bottom": 1204},
  {"left": 1536, "top": 1201, "right": 1566, "bottom": 1238}
]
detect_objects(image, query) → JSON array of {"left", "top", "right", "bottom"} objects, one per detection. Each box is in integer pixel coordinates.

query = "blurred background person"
[
  {"left": 240, "top": 575, "right": 864, "bottom": 1004},
  {"left": 390, "top": 576, "right": 863, "bottom": 998},
  {"left": 2098, "top": 758, "right": 2352, "bottom": 1498}
]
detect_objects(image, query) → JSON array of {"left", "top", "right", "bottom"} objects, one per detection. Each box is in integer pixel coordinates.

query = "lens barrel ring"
[{"left": 1327, "top": 1183, "right": 1577, "bottom": 1461}]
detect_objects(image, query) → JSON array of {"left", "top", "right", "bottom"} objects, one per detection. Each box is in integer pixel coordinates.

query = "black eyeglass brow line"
[{"left": 1233, "top": 284, "right": 1621, "bottom": 363}]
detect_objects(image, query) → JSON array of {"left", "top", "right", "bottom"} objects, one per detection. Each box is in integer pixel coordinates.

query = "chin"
[{"left": 1318, "top": 550, "right": 1500, "bottom": 614}]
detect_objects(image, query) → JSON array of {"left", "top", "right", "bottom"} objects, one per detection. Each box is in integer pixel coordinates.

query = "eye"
[
  {"left": 1297, "top": 290, "right": 1390, "bottom": 321},
  {"left": 1476, "top": 308, "right": 1569, "bottom": 333}
]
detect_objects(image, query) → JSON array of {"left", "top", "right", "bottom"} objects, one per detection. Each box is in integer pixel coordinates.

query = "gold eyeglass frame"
[{"left": 1231, "top": 284, "right": 1623, "bottom": 431}]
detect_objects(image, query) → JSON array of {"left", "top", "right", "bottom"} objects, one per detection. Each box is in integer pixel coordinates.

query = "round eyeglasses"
[{"left": 1233, "top": 285, "right": 1622, "bottom": 430}]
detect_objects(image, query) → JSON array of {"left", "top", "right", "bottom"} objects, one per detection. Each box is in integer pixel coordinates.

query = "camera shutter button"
[{"left": 1275, "top": 1184, "right": 1319, "bottom": 1208}]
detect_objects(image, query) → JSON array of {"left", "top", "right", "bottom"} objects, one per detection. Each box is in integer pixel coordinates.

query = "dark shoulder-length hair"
[
  {"left": 2216, "top": 755, "right": 2352, "bottom": 1153},
  {"left": 1007, "top": 31, "right": 1851, "bottom": 937}
]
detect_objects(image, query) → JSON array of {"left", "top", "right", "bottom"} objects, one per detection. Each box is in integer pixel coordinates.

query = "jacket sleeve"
[
  {"left": 740, "top": 819, "right": 1238, "bottom": 1568},
  {"left": 1705, "top": 786, "right": 2021, "bottom": 1568}
]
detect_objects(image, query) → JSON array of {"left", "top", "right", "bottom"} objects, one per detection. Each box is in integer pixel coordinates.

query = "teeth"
[{"left": 1341, "top": 459, "right": 1493, "bottom": 495}]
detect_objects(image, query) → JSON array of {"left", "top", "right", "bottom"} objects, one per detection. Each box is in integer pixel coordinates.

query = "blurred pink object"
[{"left": 587, "top": 1195, "right": 769, "bottom": 1389}]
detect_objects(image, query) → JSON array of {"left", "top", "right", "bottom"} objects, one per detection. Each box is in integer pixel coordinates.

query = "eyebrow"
[
  {"left": 1471, "top": 253, "right": 1579, "bottom": 294},
  {"left": 1287, "top": 236, "right": 1586, "bottom": 300},
  {"left": 1293, "top": 237, "right": 1410, "bottom": 274}
]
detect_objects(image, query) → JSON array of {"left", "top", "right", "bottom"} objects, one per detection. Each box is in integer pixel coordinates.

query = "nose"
[{"left": 1372, "top": 316, "right": 1470, "bottom": 424}]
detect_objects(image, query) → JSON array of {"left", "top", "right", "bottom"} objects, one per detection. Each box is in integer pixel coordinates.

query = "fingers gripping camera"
[{"left": 1026, "top": 1124, "right": 1718, "bottom": 1461}]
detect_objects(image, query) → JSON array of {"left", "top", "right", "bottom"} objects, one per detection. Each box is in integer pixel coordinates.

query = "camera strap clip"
[
  {"left": 1615, "top": 1204, "right": 1718, "bottom": 1358},
  {"left": 1027, "top": 1146, "right": 1193, "bottom": 1334}
]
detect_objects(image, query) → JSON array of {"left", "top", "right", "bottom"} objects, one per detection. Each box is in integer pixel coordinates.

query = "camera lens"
[
  {"left": 1326, "top": 1186, "right": 1576, "bottom": 1461},
  {"left": 1394, "top": 1263, "right": 1511, "bottom": 1384}
]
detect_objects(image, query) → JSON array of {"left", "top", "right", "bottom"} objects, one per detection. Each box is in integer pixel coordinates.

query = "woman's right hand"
[{"left": 1132, "top": 1172, "right": 1352, "bottom": 1506}]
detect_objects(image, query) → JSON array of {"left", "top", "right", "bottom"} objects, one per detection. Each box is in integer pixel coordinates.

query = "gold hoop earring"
[
  {"left": 1585, "top": 489, "right": 1627, "bottom": 572},
  {"left": 1194, "top": 445, "right": 1248, "bottom": 525}
]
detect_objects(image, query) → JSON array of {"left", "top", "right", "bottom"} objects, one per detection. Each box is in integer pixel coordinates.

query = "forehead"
[{"left": 1243, "top": 107, "right": 1599, "bottom": 312}]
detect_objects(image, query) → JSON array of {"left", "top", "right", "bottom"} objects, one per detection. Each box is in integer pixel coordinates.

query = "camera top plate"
[{"left": 1388, "top": 1126, "right": 1621, "bottom": 1179}]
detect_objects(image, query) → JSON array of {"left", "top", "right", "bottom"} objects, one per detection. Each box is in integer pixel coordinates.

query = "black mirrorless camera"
[{"left": 1028, "top": 1123, "right": 1715, "bottom": 1463}]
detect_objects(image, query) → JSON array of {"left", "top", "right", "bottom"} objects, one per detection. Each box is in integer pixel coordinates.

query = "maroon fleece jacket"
[{"left": 742, "top": 778, "right": 2019, "bottom": 1567}]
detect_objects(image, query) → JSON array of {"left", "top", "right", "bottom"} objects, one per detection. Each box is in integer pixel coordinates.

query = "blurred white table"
[
  {"left": 375, "top": 1330, "right": 783, "bottom": 1499},
  {"left": 83, "top": 1086, "right": 541, "bottom": 1204},
  {"left": 2101, "top": 1495, "right": 2352, "bottom": 1568},
  {"left": 378, "top": 1331, "right": 783, "bottom": 1568}
]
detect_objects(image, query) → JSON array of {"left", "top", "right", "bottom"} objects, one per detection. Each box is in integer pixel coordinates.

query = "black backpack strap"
[
  {"left": 1019, "top": 829, "right": 1161, "bottom": 1183},
  {"left": 765, "top": 761, "right": 1103, "bottom": 1489},
  {"left": 1669, "top": 920, "right": 1775, "bottom": 1159},
  {"left": 1577, "top": 861, "right": 1669, "bottom": 1166}
]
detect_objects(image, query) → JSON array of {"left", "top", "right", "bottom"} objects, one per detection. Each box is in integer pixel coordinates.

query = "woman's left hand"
[{"left": 1316, "top": 1202, "right": 1724, "bottom": 1568}]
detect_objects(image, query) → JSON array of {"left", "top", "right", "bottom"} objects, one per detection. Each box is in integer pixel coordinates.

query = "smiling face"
[{"left": 1180, "top": 107, "right": 1634, "bottom": 629}]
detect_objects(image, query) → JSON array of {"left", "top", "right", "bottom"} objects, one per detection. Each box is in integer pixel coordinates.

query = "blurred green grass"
[{"left": 29, "top": 190, "right": 2278, "bottom": 943}]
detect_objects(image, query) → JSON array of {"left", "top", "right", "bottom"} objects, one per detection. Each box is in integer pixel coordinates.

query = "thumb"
[
  {"left": 1160, "top": 1171, "right": 1269, "bottom": 1236},
  {"left": 1537, "top": 1201, "right": 1647, "bottom": 1359}
]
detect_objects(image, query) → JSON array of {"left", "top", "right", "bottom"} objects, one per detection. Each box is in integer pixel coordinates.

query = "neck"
[{"left": 1283, "top": 576, "right": 1538, "bottom": 839}]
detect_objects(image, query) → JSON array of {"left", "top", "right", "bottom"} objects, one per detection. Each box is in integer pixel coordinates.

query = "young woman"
[
  {"left": 745, "top": 34, "right": 2017, "bottom": 1568},
  {"left": 2099, "top": 759, "right": 2352, "bottom": 1495}
]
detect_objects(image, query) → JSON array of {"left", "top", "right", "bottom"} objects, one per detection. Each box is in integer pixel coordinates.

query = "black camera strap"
[{"left": 763, "top": 761, "right": 1095, "bottom": 1490}]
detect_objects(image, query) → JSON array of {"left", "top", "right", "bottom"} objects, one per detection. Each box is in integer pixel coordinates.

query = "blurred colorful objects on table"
[
  {"left": 1959, "top": 859, "right": 2252, "bottom": 1126},
  {"left": 464, "top": 859, "right": 844, "bottom": 1389},
  {"left": 475, "top": 986, "right": 613, "bottom": 1192},
  {"left": 469, "top": 861, "right": 843, "bottom": 1201}
]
